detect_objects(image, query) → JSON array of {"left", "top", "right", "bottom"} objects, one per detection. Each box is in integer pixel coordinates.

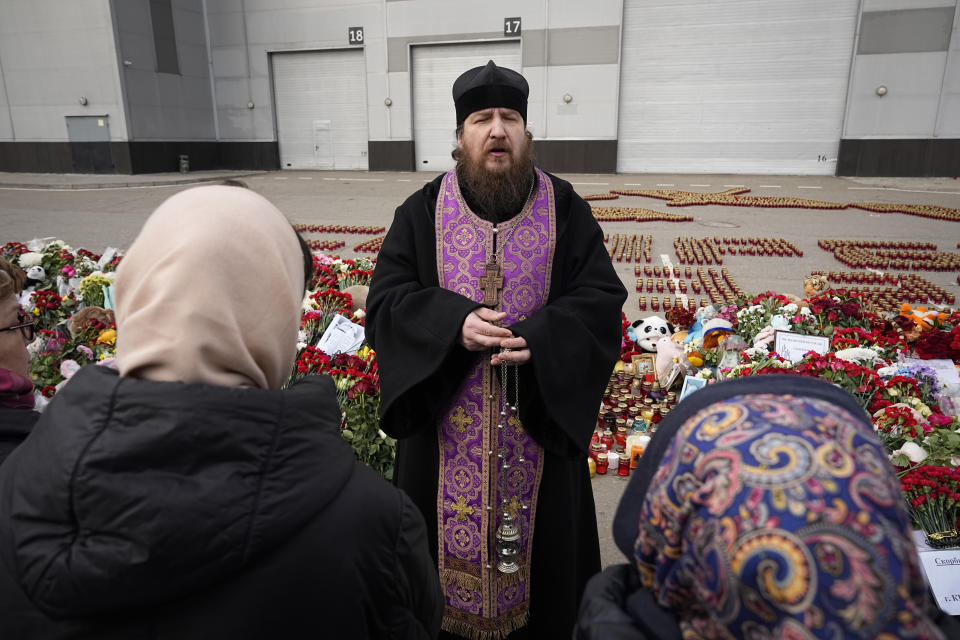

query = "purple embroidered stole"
[{"left": 434, "top": 168, "right": 556, "bottom": 639}]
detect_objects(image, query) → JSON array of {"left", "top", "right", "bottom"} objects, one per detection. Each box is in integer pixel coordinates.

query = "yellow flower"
[
  {"left": 31, "top": 308, "right": 40, "bottom": 316},
  {"left": 357, "top": 345, "right": 374, "bottom": 360},
  {"left": 96, "top": 329, "right": 116, "bottom": 346}
]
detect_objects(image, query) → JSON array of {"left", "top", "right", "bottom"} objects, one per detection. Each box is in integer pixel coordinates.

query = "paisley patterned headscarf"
[{"left": 613, "top": 375, "right": 945, "bottom": 640}]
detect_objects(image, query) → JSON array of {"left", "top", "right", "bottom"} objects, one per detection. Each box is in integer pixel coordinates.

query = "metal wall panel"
[
  {"left": 617, "top": 0, "right": 859, "bottom": 174},
  {"left": 411, "top": 41, "right": 520, "bottom": 172},
  {"left": 271, "top": 49, "right": 368, "bottom": 170}
]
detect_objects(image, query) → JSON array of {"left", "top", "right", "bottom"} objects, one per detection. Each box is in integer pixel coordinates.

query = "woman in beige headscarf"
[
  {"left": 114, "top": 184, "right": 305, "bottom": 389},
  {"left": 0, "top": 185, "right": 442, "bottom": 639}
]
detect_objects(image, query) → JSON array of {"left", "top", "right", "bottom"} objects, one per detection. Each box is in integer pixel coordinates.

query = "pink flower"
[{"left": 927, "top": 413, "right": 953, "bottom": 428}]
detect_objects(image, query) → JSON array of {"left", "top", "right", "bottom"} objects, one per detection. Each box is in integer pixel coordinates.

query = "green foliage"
[{"left": 341, "top": 393, "right": 395, "bottom": 480}]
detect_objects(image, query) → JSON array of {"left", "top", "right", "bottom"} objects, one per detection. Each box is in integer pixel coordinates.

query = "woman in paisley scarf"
[{"left": 575, "top": 375, "right": 958, "bottom": 640}]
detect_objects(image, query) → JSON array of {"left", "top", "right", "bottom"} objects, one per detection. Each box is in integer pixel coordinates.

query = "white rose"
[
  {"left": 835, "top": 347, "right": 879, "bottom": 364},
  {"left": 800, "top": 307, "right": 812, "bottom": 315},
  {"left": 18, "top": 252, "right": 43, "bottom": 268},
  {"left": 744, "top": 346, "right": 768, "bottom": 359},
  {"left": 893, "top": 441, "right": 928, "bottom": 463},
  {"left": 782, "top": 303, "right": 798, "bottom": 314}
]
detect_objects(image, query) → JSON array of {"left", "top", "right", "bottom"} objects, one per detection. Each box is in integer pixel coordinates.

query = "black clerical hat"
[{"left": 452, "top": 60, "right": 528, "bottom": 126}]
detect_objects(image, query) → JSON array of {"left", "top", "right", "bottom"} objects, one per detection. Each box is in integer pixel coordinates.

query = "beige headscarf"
[{"left": 115, "top": 185, "right": 304, "bottom": 389}]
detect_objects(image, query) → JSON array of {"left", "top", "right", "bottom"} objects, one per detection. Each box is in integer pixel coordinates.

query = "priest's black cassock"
[{"left": 366, "top": 170, "right": 627, "bottom": 639}]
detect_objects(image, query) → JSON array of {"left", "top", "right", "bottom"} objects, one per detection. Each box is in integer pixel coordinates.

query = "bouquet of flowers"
[
  {"left": 900, "top": 466, "right": 960, "bottom": 548},
  {"left": 29, "top": 316, "right": 117, "bottom": 398},
  {"left": 27, "top": 290, "right": 77, "bottom": 331}
]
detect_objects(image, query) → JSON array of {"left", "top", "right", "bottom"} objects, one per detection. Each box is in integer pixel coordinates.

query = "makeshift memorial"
[
  {"left": 614, "top": 290, "right": 960, "bottom": 552},
  {"left": 7, "top": 239, "right": 395, "bottom": 480}
]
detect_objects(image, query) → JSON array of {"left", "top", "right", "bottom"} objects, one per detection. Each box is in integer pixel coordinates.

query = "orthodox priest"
[{"left": 366, "top": 61, "right": 627, "bottom": 640}]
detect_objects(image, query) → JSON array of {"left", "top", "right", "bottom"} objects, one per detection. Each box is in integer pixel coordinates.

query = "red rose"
[{"left": 839, "top": 303, "right": 860, "bottom": 317}]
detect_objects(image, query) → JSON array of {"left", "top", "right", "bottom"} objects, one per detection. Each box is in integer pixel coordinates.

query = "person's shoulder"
[
  {"left": 541, "top": 169, "right": 573, "bottom": 195},
  {"left": 395, "top": 173, "right": 444, "bottom": 226},
  {"left": 397, "top": 173, "right": 445, "bottom": 212},
  {"left": 540, "top": 169, "right": 588, "bottom": 218}
]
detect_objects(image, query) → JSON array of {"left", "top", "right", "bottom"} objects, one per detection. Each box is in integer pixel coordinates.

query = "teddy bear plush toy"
[
  {"left": 629, "top": 316, "right": 674, "bottom": 353},
  {"left": 803, "top": 274, "right": 830, "bottom": 298},
  {"left": 785, "top": 274, "right": 831, "bottom": 307}
]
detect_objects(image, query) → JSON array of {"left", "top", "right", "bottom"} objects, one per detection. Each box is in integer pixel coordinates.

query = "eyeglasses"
[{"left": 1, "top": 311, "right": 36, "bottom": 342}]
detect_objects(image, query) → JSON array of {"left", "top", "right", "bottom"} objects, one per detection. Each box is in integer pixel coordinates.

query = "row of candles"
[
  {"left": 636, "top": 264, "right": 687, "bottom": 278},
  {"left": 607, "top": 233, "right": 653, "bottom": 263},
  {"left": 304, "top": 239, "right": 346, "bottom": 251},
  {"left": 353, "top": 235, "right": 385, "bottom": 254},
  {"left": 831, "top": 247, "right": 960, "bottom": 272},
  {"left": 293, "top": 224, "right": 385, "bottom": 235},
  {"left": 639, "top": 295, "right": 711, "bottom": 312},
  {"left": 593, "top": 207, "right": 694, "bottom": 223},
  {"left": 813, "top": 271, "right": 956, "bottom": 306}
]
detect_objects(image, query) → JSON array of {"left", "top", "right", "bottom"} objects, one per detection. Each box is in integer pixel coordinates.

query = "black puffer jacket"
[
  {"left": 0, "top": 366, "right": 442, "bottom": 639},
  {"left": 0, "top": 405, "right": 38, "bottom": 465}
]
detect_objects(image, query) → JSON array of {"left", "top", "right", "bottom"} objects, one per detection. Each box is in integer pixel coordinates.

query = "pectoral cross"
[{"left": 479, "top": 258, "right": 504, "bottom": 307}]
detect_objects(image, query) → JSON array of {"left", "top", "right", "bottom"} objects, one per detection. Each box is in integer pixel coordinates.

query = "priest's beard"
[{"left": 456, "top": 134, "right": 535, "bottom": 219}]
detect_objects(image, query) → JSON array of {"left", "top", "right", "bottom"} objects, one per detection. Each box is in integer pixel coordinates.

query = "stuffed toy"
[
  {"left": 68, "top": 306, "right": 116, "bottom": 337},
  {"left": 683, "top": 306, "right": 718, "bottom": 345},
  {"left": 899, "top": 303, "right": 947, "bottom": 331},
  {"left": 25, "top": 265, "right": 45, "bottom": 289},
  {"left": 803, "top": 274, "right": 830, "bottom": 297},
  {"left": 629, "top": 316, "right": 674, "bottom": 353},
  {"left": 654, "top": 335, "right": 695, "bottom": 382},
  {"left": 785, "top": 274, "right": 831, "bottom": 306},
  {"left": 701, "top": 318, "right": 734, "bottom": 350}
]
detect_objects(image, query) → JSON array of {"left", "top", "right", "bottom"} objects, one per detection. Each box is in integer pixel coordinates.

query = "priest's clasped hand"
[
  {"left": 461, "top": 308, "right": 512, "bottom": 351},
  {"left": 492, "top": 336, "right": 530, "bottom": 366},
  {"left": 460, "top": 308, "right": 531, "bottom": 365}
]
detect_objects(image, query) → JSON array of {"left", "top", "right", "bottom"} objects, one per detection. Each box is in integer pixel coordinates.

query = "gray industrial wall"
[{"left": 0, "top": 0, "right": 957, "bottom": 176}]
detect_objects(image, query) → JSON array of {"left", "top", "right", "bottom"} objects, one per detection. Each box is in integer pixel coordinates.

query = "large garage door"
[
  {"left": 412, "top": 41, "right": 521, "bottom": 172},
  {"left": 272, "top": 49, "right": 368, "bottom": 170},
  {"left": 618, "top": 1, "right": 859, "bottom": 174}
]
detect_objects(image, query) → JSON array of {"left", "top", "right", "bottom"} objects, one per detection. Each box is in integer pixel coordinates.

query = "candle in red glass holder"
[
  {"left": 617, "top": 455, "right": 630, "bottom": 477},
  {"left": 651, "top": 404, "right": 663, "bottom": 425},
  {"left": 596, "top": 453, "right": 608, "bottom": 474},
  {"left": 615, "top": 425, "right": 628, "bottom": 448},
  {"left": 601, "top": 429, "right": 615, "bottom": 451},
  {"left": 590, "top": 442, "right": 602, "bottom": 462}
]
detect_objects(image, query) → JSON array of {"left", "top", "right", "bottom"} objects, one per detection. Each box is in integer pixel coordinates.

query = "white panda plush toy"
[{"left": 629, "top": 316, "right": 674, "bottom": 353}]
